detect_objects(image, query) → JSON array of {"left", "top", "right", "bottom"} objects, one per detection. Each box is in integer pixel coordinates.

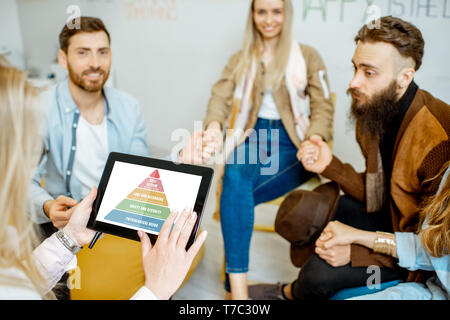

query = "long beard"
[
  {"left": 347, "top": 80, "right": 401, "bottom": 138},
  {"left": 67, "top": 64, "right": 110, "bottom": 93}
]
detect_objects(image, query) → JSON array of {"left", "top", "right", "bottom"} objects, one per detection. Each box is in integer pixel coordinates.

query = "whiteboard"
[{"left": 16, "top": 0, "right": 450, "bottom": 170}]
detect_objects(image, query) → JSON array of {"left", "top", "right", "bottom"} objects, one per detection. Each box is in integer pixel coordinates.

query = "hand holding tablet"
[
  {"left": 63, "top": 187, "right": 98, "bottom": 247},
  {"left": 63, "top": 185, "right": 208, "bottom": 300},
  {"left": 138, "top": 209, "right": 208, "bottom": 300},
  {"left": 87, "top": 152, "right": 214, "bottom": 249}
]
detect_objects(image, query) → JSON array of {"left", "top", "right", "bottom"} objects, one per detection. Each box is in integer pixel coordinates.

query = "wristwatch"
[{"left": 56, "top": 229, "right": 82, "bottom": 254}]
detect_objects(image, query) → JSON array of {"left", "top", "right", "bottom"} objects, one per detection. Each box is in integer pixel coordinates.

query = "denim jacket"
[{"left": 29, "top": 80, "right": 150, "bottom": 223}]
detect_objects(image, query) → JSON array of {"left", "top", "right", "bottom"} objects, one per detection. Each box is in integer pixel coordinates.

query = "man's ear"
[
  {"left": 57, "top": 49, "right": 68, "bottom": 70},
  {"left": 397, "top": 66, "right": 415, "bottom": 90}
]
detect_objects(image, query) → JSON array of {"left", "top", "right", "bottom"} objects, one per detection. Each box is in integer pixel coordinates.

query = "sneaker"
[{"left": 248, "top": 282, "right": 288, "bottom": 300}]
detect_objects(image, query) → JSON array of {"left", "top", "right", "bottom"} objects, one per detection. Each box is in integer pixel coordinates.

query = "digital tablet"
[{"left": 87, "top": 152, "right": 214, "bottom": 248}]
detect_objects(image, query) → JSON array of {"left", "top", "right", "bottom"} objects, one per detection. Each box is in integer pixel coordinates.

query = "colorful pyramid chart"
[{"left": 104, "top": 170, "right": 170, "bottom": 234}]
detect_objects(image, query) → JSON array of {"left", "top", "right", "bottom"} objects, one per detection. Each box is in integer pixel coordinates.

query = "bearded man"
[{"left": 249, "top": 16, "right": 449, "bottom": 300}]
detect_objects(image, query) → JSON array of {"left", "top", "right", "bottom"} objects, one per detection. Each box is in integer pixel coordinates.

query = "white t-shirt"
[
  {"left": 257, "top": 91, "right": 281, "bottom": 120},
  {"left": 72, "top": 116, "right": 108, "bottom": 198}
]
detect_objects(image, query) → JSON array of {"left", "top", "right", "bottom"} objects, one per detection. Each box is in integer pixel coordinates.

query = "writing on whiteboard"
[
  {"left": 123, "top": 0, "right": 178, "bottom": 21},
  {"left": 301, "top": 0, "right": 450, "bottom": 22}
]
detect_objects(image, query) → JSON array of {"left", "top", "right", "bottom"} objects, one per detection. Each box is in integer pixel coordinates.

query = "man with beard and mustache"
[
  {"left": 28, "top": 17, "right": 203, "bottom": 299},
  {"left": 249, "top": 16, "right": 449, "bottom": 300}
]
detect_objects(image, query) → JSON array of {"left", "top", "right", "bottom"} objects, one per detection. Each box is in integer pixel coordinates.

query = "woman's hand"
[
  {"left": 316, "top": 220, "right": 378, "bottom": 250},
  {"left": 138, "top": 209, "right": 208, "bottom": 300},
  {"left": 63, "top": 187, "right": 98, "bottom": 247},
  {"left": 316, "top": 221, "right": 359, "bottom": 250}
]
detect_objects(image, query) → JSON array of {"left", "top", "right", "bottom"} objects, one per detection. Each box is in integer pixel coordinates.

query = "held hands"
[
  {"left": 138, "top": 209, "right": 208, "bottom": 300},
  {"left": 317, "top": 221, "right": 360, "bottom": 248},
  {"left": 178, "top": 131, "right": 206, "bottom": 164},
  {"left": 314, "top": 221, "right": 359, "bottom": 267},
  {"left": 178, "top": 121, "right": 223, "bottom": 164},
  {"left": 297, "top": 135, "right": 332, "bottom": 174},
  {"left": 202, "top": 123, "right": 223, "bottom": 162}
]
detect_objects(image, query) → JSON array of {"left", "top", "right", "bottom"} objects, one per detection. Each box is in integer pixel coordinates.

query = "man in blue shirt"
[{"left": 29, "top": 17, "right": 200, "bottom": 228}]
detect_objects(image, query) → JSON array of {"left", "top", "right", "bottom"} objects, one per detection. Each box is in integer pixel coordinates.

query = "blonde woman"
[
  {"left": 315, "top": 162, "right": 450, "bottom": 300},
  {"left": 0, "top": 60, "right": 207, "bottom": 299},
  {"left": 200, "top": 0, "right": 334, "bottom": 299}
]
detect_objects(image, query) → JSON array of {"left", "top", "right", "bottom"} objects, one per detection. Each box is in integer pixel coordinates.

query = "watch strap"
[{"left": 56, "top": 229, "right": 82, "bottom": 254}]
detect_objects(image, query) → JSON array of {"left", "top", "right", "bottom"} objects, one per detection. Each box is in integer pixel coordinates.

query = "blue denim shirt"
[{"left": 29, "top": 80, "right": 150, "bottom": 223}]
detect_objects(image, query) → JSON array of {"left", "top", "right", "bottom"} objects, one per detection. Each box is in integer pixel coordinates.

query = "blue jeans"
[{"left": 220, "top": 118, "right": 314, "bottom": 290}]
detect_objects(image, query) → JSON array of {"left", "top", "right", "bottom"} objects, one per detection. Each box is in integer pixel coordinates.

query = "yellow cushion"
[{"left": 70, "top": 234, "right": 144, "bottom": 300}]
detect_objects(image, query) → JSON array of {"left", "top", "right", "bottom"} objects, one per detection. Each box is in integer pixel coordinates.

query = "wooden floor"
[{"left": 172, "top": 170, "right": 300, "bottom": 300}]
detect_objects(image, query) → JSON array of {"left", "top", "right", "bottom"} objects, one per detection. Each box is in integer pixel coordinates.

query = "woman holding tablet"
[
  {"left": 0, "top": 59, "right": 207, "bottom": 300},
  {"left": 202, "top": 0, "right": 334, "bottom": 299}
]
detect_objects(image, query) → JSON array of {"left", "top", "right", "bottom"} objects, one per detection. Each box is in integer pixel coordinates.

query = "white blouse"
[{"left": 257, "top": 91, "right": 281, "bottom": 120}]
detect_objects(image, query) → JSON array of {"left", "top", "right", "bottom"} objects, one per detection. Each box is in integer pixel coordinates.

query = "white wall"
[
  {"left": 16, "top": 0, "right": 450, "bottom": 169},
  {"left": 0, "top": 0, "right": 25, "bottom": 69}
]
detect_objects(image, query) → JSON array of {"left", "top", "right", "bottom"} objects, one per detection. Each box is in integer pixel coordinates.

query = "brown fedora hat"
[{"left": 275, "top": 181, "right": 340, "bottom": 268}]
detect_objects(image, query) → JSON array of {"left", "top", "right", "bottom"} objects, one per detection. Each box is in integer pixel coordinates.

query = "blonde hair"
[
  {"left": 418, "top": 161, "right": 450, "bottom": 258},
  {"left": 0, "top": 56, "right": 53, "bottom": 298},
  {"left": 234, "top": 0, "right": 294, "bottom": 90}
]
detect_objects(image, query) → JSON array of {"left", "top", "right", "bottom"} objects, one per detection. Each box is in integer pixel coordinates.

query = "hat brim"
[
  {"left": 289, "top": 182, "right": 340, "bottom": 268},
  {"left": 290, "top": 243, "right": 316, "bottom": 268}
]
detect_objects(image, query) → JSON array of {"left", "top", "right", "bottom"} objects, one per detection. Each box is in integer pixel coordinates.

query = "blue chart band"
[{"left": 105, "top": 209, "right": 165, "bottom": 233}]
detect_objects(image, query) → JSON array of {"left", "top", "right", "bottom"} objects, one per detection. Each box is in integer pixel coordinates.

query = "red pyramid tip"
[{"left": 150, "top": 170, "right": 160, "bottom": 178}]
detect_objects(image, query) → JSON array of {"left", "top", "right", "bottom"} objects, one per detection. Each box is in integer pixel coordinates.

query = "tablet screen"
[{"left": 95, "top": 161, "right": 203, "bottom": 235}]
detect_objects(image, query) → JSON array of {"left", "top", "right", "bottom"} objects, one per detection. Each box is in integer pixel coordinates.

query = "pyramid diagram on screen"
[{"left": 104, "top": 170, "right": 170, "bottom": 233}]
